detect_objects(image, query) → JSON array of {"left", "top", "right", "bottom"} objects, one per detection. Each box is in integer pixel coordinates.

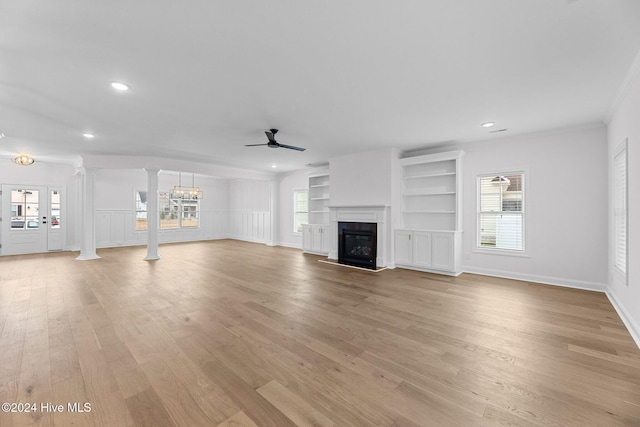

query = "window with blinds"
[
  {"left": 478, "top": 173, "right": 525, "bottom": 251},
  {"left": 614, "top": 142, "right": 628, "bottom": 278},
  {"left": 293, "top": 189, "right": 308, "bottom": 233}
]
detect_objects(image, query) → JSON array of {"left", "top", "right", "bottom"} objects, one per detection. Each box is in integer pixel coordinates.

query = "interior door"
[{"left": 1, "top": 185, "right": 62, "bottom": 255}]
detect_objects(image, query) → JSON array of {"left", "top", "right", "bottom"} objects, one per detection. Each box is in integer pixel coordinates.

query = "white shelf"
[
  {"left": 402, "top": 191, "right": 455, "bottom": 197},
  {"left": 403, "top": 171, "right": 455, "bottom": 179},
  {"left": 307, "top": 171, "right": 330, "bottom": 228}
]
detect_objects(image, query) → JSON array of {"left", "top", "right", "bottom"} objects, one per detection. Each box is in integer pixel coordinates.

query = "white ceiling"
[{"left": 1, "top": 0, "right": 640, "bottom": 173}]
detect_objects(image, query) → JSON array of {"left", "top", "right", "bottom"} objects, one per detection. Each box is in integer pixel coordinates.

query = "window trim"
[{"left": 474, "top": 169, "right": 529, "bottom": 256}]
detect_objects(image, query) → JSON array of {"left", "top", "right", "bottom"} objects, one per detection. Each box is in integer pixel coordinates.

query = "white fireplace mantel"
[{"left": 328, "top": 205, "right": 390, "bottom": 267}]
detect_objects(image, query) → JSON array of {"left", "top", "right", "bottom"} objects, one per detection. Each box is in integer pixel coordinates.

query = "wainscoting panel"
[
  {"left": 95, "top": 210, "right": 269, "bottom": 248},
  {"left": 227, "top": 211, "right": 270, "bottom": 244}
]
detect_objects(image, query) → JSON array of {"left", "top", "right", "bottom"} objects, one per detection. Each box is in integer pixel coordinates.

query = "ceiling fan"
[{"left": 245, "top": 129, "right": 306, "bottom": 151}]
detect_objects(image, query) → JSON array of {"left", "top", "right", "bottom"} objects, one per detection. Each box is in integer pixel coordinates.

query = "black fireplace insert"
[{"left": 338, "top": 222, "right": 377, "bottom": 270}]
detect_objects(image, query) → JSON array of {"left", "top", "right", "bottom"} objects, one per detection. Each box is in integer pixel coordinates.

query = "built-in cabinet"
[
  {"left": 395, "top": 150, "right": 464, "bottom": 275},
  {"left": 303, "top": 171, "right": 330, "bottom": 255},
  {"left": 302, "top": 224, "right": 330, "bottom": 255}
]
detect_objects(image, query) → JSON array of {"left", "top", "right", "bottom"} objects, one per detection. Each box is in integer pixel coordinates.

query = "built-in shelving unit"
[
  {"left": 395, "top": 150, "right": 464, "bottom": 275},
  {"left": 307, "top": 172, "right": 330, "bottom": 226},
  {"left": 399, "top": 152, "right": 462, "bottom": 231},
  {"left": 303, "top": 171, "right": 330, "bottom": 255}
]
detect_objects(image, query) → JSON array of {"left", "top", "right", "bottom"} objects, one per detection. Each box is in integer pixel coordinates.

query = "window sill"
[{"left": 473, "top": 247, "right": 530, "bottom": 258}]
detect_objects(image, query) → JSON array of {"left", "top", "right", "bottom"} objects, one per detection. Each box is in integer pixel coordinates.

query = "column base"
[{"left": 76, "top": 253, "right": 101, "bottom": 261}]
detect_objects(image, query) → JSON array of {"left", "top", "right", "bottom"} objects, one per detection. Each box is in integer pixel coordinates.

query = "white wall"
[
  {"left": 460, "top": 126, "right": 609, "bottom": 291},
  {"left": 607, "top": 59, "right": 640, "bottom": 346},
  {"left": 228, "top": 178, "right": 272, "bottom": 244},
  {"left": 330, "top": 148, "right": 395, "bottom": 206},
  {"left": 276, "top": 170, "right": 309, "bottom": 248}
]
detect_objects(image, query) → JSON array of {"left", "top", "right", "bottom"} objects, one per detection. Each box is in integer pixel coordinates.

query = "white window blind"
[
  {"left": 478, "top": 173, "right": 524, "bottom": 251},
  {"left": 614, "top": 143, "right": 627, "bottom": 276}
]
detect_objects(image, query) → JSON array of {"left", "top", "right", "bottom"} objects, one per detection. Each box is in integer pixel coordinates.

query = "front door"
[{"left": 1, "top": 185, "right": 64, "bottom": 255}]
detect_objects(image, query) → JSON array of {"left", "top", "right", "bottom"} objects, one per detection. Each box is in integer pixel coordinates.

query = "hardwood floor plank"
[
  {"left": 256, "top": 379, "right": 336, "bottom": 427},
  {"left": 124, "top": 388, "right": 176, "bottom": 427},
  {"left": 0, "top": 240, "right": 638, "bottom": 426},
  {"left": 217, "top": 410, "right": 260, "bottom": 427},
  {"left": 200, "top": 358, "right": 297, "bottom": 427}
]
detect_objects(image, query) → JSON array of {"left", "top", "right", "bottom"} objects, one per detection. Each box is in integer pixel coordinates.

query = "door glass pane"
[
  {"left": 11, "top": 189, "right": 39, "bottom": 230},
  {"left": 51, "top": 190, "right": 61, "bottom": 229}
]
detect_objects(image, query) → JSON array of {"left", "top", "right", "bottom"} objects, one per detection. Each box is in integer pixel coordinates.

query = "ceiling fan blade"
[
  {"left": 244, "top": 143, "right": 269, "bottom": 146},
  {"left": 265, "top": 131, "right": 277, "bottom": 143},
  {"left": 278, "top": 144, "right": 306, "bottom": 151}
]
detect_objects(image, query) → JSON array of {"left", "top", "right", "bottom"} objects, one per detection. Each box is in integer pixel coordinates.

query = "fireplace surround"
[{"left": 328, "top": 205, "right": 389, "bottom": 269}]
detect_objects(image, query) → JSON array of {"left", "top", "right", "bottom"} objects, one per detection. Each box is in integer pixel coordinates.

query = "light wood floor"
[{"left": 1, "top": 240, "right": 639, "bottom": 426}]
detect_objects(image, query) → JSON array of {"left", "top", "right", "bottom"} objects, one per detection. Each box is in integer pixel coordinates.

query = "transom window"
[{"left": 477, "top": 172, "right": 525, "bottom": 252}]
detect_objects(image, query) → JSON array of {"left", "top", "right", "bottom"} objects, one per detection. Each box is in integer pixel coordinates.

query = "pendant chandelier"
[{"left": 170, "top": 172, "right": 203, "bottom": 200}]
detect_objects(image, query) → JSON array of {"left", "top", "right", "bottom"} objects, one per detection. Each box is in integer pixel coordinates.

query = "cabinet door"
[
  {"left": 320, "top": 225, "right": 330, "bottom": 253},
  {"left": 302, "top": 224, "right": 313, "bottom": 252},
  {"left": 431, "top": 232, "right": 454, "bottom": 271},
  {"left": 311, "top": 226, "right": 324, "bottom": 253},
  {"left": 395, "top": 230, "right": 413, "bottom": 265},
  {"left": 413, "top": 231, "right": 432, "bottom": 268}
]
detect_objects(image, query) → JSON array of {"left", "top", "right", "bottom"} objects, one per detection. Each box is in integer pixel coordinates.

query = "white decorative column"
[
  {"left": 144, "top": 168, "right": 161, "bottom": 261},
  {"left": 76, "top": 167, "right": 100, "bottom": 261}
]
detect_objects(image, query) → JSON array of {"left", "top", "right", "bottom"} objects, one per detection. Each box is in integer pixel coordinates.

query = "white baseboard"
[
  {"left": 462, "top": 266, "right": 608, "bottom": 293},
  {"left": 276, "top": 241, "right": 303, "bottom": 250},
  {"left": 606, "top": 290, "right": 640, "bottom": 349}
]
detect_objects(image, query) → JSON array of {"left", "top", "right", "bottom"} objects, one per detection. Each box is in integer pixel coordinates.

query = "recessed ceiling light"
[
  {"left": 110, "top": 81, "right": 130, "bottom": 91},
  {"left": 82, "top": 132, "right": 95, "bottom": 139},
  {"left": 481, "top": 122, "right": 495, "bottom": 128},
  {"left": 0, "top": 132, "right": 5, "bottom": 139},
  {"left": 271, "top": 164, "right": 277, "bottom": 168}
]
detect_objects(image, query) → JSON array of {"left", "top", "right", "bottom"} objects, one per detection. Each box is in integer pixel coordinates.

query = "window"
[
  {"left": 614, "top": 141, "right": 628, "bottom": 279},
  {"left": 159, "top": 192, "right": 200, "bottom": 229},
  {"left": 137, "top": 191, "right": 200, "bottom": 231},
  {"left": 10, "top": 189, "right": 39, "bottom": 230},
  {"left": 135, "top": 191, "right": 148, "bottom": 230},
  {"left": 478, "top": 172, "right": 525, "bottom": 251},
  {"left": 293, "top": 189, "right": 308, "bottom": 233},
  {"left": 50, "top": 190, "right": 61, "bottom": 229}
]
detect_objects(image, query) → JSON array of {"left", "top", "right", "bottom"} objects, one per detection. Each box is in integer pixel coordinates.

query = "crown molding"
[{"left": 606, "top": 48, "right": 640, "bottom": 124}]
